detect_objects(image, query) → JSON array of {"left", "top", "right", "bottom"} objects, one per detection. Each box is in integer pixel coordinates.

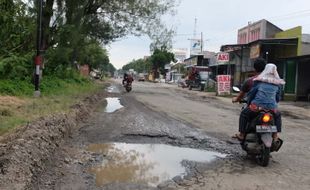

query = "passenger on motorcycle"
[
  {"left": 235, "top": 63, "right": 285, "bottom": 141},
  {"left": 232, "top": 58, "right": 266, "bottom": 140}
]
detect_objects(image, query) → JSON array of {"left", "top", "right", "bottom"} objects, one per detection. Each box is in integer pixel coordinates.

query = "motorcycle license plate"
[{"left": 256, "top": 125, "right": 277, "bottom": 133}]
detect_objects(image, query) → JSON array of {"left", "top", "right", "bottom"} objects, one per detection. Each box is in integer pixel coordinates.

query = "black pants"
[{"left": 239, "top": 107, "right": 282, "bottom": 133}]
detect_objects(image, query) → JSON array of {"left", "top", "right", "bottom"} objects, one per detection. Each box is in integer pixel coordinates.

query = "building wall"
[
  {"left": 301, "top": 42, "right": 310, "bottom": 55},
  {"left": 265, "top": 21, "right": 283, "bottom": 38},
  {"left": 237, "top": 19, "right": 282, "bottom": 44},
  {"left": 238, "top": 21, "right": 264, "bottom": 44},
  {"left": 275, "top": 26, "right": 302, "bottom": 55}
]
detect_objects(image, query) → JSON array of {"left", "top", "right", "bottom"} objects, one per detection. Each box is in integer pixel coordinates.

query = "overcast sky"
[{"left": 108, "top": 0, "right": 310, "bottom": 69}]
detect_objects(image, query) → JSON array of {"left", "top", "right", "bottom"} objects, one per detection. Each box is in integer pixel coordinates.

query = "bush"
[
  {"left": 0, "top": 79, "right": 33, "bottom": 96},
  {"left": 0, "top": 54, "right": 33, "bottom": 80}
]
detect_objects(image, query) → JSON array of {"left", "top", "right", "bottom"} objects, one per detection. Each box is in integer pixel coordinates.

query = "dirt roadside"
[{"left": 0, "top": 86, "right": 108, "bottom": 190}]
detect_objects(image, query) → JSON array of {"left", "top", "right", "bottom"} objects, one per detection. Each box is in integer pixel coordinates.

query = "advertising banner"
[
  {"left": 216, "top": 52, "right": 229, "bottom": 62},
  {"left": 217, "top": 75, "right": 231, "bottom": 95},
  {"left": 190, "top": 39, "right": 202, "bottom": 55}
]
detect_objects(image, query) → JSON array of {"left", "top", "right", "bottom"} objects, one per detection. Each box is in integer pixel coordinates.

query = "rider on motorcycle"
[
  {"left": 233, "top": 62, "right": 284, "bottom": 141},
  {"left": 122, "top": 72, "right": 133, "bottom": 86}
]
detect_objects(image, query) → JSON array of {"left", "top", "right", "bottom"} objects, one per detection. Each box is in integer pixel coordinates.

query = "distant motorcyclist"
[
  {"left": 122, "top": 72, "right": 133, "bottom": 86},
  {"left": 122, "top": 73, "right": 128, "bottom": 85}
]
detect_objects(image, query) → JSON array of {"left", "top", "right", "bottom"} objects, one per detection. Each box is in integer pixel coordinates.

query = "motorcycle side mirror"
[{"left": 232, "top": 86, "right": 240, "bottom": 92}]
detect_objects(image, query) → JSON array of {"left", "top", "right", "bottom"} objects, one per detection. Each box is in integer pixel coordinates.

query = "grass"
[{"left": 0, "top": 80, "right": 103, "bottom": 136}]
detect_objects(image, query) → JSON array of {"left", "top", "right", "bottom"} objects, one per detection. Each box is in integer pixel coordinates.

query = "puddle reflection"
[
  {"left": 87, "top": 143, "right": 226, "bottom": 187},
  {"left": 106, "top": 86, "right": 120, "bottom": 93},
  {"left": 104, "top": 98, "right": 123, "bottom": 113}
]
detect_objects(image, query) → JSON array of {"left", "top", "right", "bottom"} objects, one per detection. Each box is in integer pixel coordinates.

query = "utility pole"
[
  {"left": 34, "top": 0, "right": 43, "bottom": 97},
  {"left": 201, "top": 32, "right": 203, "bottom": 54}
]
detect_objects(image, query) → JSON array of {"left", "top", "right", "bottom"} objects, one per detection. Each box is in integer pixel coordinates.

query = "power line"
[
  {"left": 268, "top": 9, "right": 310, "bottom": 20},
  {"left": 270, "top": 12, "right": 310, "bottom": 22}
]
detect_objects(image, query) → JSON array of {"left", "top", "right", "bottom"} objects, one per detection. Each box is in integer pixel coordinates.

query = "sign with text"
[
  {"left": 216, "top": 53, "right": 229, "bottom": 62},
  {"left": 217, "top": 75, "right": 231, "bottom": 95}
]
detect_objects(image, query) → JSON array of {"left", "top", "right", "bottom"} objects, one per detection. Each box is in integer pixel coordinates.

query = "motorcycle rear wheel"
[{"left": 256, "top": 146, "right": 270, "bottom": 167}]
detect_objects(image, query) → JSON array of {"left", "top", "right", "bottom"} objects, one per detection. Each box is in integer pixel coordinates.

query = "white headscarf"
[{"left": 254, "top": 63, "right": 285, "bottom": 85}]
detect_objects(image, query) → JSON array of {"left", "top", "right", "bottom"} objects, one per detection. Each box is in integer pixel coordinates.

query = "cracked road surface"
[{"left": 33, "top": 80, "right": 310, "bottom": 190}]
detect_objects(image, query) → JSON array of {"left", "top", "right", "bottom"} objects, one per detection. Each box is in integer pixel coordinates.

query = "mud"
[{"left": 0, "top": 88, "right": 107, "bottom": 190}]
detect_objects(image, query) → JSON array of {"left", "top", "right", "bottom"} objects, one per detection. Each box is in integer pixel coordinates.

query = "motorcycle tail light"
[{"left": 262, "top": 113, "right": 271, "bottom": 123}]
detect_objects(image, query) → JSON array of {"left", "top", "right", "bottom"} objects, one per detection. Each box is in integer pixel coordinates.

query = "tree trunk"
[{"left": 41, "top": 0, "right": 54, "bottom": 51}]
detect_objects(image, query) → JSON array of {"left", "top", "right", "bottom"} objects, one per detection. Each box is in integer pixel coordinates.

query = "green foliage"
[
  {"left": 39, "top": 75, "right": 90, "bottom": 95},
  {"left": 0, "top": 79, "right": 33, "bottom": 96},
  {"left": 122, "top": 58, "right": 152, "bottom": 73},
  {"left": 0, "top": 0, "right": 177, "bottom": 96},
  {"left": 0, "top": 0, "right": 35, "bottom": 56},
  {"left": 150, "top": 47, "right": 175, "bottom": 74},
  {"left": 0, "top": 53, "right": 33, "bottom": 80},
  {"left": 80, "top": 42, "right": 110, "bottom": 70},
  {"left": 0, "top": 69, "right": 90, "bottom": 96}
]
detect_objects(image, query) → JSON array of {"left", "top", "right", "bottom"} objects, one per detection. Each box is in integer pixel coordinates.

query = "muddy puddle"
[
  {"left": 106, "top": 86, "right": 120, "bottom": 93},
  {"left": 87, "top": 143, "right": 226, "bottom": 187},
  {"left": 104, "top": 98, "right": 123, "bottom": 113}
]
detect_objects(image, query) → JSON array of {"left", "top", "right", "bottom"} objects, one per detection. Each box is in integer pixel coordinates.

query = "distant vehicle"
[
  {"left": 188, "top": 71, "right": 210, "bottom": 91},
  {"left": 138, "top": 73, "right": 146, "bottom": 81}
]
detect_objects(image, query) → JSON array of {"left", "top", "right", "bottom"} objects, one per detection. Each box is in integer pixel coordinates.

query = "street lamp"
[{"left": 265, "top": 52, "right": 269, "bottom": 63}]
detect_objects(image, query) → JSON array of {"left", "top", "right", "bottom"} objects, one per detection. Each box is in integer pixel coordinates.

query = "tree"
[
  {"left": 36, "top": 0, "right": 178, "bottom": 75},
  {"left": 0, "top": 0, "right": 35, "bottom": 56},
  {"left": 122, "top": 58, "right": 152, "bottom": 73},
  {"left": 149, "top": 27, "right": 176, "bottom": 53},
  {"left": 40, "top": 0, "right": 178, "bottom": 50},
  {"left": 150, "top": 47, "right": 175, "bottom": 76}
]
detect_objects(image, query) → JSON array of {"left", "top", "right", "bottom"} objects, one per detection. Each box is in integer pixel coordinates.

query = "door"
[{"left": 285, "top": 60, "right": 296, "bottom": 93}]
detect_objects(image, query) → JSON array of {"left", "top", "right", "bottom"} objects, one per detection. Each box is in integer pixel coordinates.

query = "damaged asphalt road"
[
  {"left": 31, "top": 81, "right": 240, "bottom": 190},
  {"left": 3, "top": 79, "right": 309, "bottom": 190}
]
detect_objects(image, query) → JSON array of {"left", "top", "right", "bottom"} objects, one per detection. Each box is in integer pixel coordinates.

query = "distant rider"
[{"left": 122, "top": 73, "right": 134, "bottom": 86}]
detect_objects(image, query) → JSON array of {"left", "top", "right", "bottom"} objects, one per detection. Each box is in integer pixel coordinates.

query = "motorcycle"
[
  {"left": 188, "top": 71, "right": 209, "bottom": 91},
  {"left": 233, "top": 86, "right": 283, "bottom": 166},
  {"left": 188, "top": 79, "right": 206, "bottom": 91},
  {"left": 123, "top": 81, "right": 132, "bottom": 92}
]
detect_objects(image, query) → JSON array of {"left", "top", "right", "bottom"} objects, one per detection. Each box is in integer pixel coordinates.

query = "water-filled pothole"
[
  {"left": 107, "top": 86, "right": 114, "bottom": 93},
  {"left": 106, "top": 85, "right": 120, "bottom": 93},
  {"left": 87, "top": 143, "right": 226, "bottom": 187},
  {"left": 104, "top": 98, "right": 123, "bottom": 113}
]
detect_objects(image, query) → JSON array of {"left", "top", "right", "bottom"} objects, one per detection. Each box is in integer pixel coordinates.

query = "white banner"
[
  {"left": 190, "top": 39, "right": 202, "bottom": 55},
  {"left": 217, "top": 75, "right": 231, "bottom": 95}
]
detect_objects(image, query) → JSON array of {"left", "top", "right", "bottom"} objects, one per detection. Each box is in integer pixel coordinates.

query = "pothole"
[
  {"left": 87, "top": 143, "right": 226, "bottom": 187},
  {"left": 106, "top": 86, "right": 120, "bottom": 93},
  {"left": 104, "top": 98, "right": 123, "bottom": 113}
]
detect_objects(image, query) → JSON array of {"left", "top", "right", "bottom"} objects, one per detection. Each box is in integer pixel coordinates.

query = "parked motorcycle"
[
  {"left": 188, "top": 71, "right": 209, "bottom": 91},
  {"left": 188, "top": 79, "right": 206, "bottom": 91},
  {"left": 233, "top": 86, "right": 283, "bottom": 166}
]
